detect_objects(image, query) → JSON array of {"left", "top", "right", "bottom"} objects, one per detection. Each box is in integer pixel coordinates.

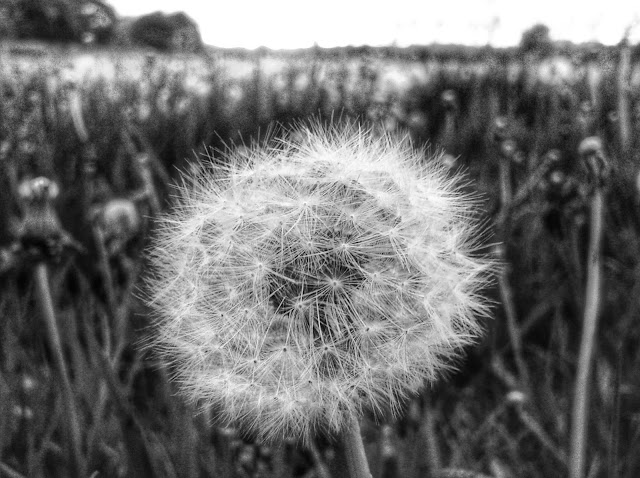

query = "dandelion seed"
[{"left": 144, "top": 121, "right": 493, "bottom": 445}]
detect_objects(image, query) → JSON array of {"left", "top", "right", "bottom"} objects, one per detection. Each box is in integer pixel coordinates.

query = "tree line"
[{"left": 0, "top": 0, "right": 203, "bottom": 52}]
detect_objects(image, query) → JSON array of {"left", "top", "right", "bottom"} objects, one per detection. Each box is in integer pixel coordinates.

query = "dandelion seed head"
[{"left": 144, "top": 121, "right": 493, "bottom": 444}]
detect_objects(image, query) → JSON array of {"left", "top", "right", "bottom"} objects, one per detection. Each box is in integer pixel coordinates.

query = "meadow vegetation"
[{"left": 0, "top": 40, "right": 639, "bottom": 478}]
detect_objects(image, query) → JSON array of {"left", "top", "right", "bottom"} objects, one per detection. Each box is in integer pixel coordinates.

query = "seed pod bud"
[
  {"left": 17, "top": 177, "right": 83, "bottom": 258},
  {"left": 92, "top": 198, "right": 141, "bottom": 256},
  {"left": 578, "top": 136, "right": 608, "bottom": 187},
  {"left": 506, "top": 390, "right": 527, "bottom": 405},
  {"left": 17, "top": 177, "right": 64, "bottom": 257},
  {"left": 0, "top": 246, "right": 20, "bottom": 275},
  {"left": 544, "top": 149, "right": 561, "bottom": 165},
  {"left": 577, "top": 136, "right": 603, "bottom": 157},
  {"left": 492, "top": 117, "right": 509, "bottom": 143},
  {"left": 18, "top": 176, "right": 59, "bottom": 203},
  {"left": 145, "top": 122, "right": 493, "bottom": 444},
  {"left": 441, "top": 90, "right": 458, "bottom": 111},
  {"left": 548, "top": 170, "right": 566, "bottom": 187},
  {"left": 499, "top": 139, "right": 518, "bottom": 161}
]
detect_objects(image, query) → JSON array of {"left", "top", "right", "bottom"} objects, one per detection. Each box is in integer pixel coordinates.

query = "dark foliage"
[
  {"left": 519, "top": 23, "right": 554, "bottom": 57},
  {"left": 0, "top": 43, "right": 639, "bottom": 478},
  {"left": 0, "top": 0, "right": 116, "bottom": 44},
  {"left": 123, "top": 11, "right": 203, "bottom": 53}
]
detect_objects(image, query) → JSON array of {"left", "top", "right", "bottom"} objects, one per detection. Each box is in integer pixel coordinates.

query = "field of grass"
[{"left": 0, "top": 41, "right": 639, "bottom": 478}]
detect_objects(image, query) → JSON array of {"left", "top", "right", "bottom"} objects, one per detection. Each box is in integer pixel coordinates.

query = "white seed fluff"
[{"left": 145, "top": 122, "right": 493, "bottom": 444}]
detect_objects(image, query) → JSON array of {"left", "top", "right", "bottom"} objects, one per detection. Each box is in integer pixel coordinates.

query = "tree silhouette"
[
  {"left": 519, "top": 23, "right": 554, "bottom": 56},
  {"left": 128, "top": 12, "right": 202, "bottom": 52},
  {"left": 0, "top": 0, "right": 116, "bottom": 44}
]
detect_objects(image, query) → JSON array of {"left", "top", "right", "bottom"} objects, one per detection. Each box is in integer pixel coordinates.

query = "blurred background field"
[{"left": 2, "top": 2, "right": 640, "bottom": 478}]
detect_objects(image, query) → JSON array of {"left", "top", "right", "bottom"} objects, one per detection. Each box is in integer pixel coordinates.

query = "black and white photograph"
[{"left": 0, "top": 1, "right": 639, "bottom": 477}]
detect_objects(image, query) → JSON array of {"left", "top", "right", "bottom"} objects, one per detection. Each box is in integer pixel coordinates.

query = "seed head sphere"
[{"left": 145, "top": 122, "right": 492, "bottom": 444}]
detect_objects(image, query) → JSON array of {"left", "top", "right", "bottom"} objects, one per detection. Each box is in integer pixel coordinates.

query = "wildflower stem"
[
  {"left": 617, "top": 39, "right": 631, "bottom": 155},
  {"left": 423, "top": 405, "right": 442, "bottom": 472},
  {"left": 309, "top": 440, "right": 332, "bottom": 478},
  {"left": 497, "top": 154, "right": 530, "bottom": 393},
  {"left": 92, "top": 224, "right": 118, "bottom": 316},
  {"left": 342, "top": 417, "right": 372, "bottom": 478},
  {"left": 499, "top": 158, "right": 512, "bottom": 207},
  {"left": 0, "top": 461, "right": 26, "bottom": 478},
  {"left": 496, "top": 260, "right": 528, "bottom": 389},
  {"left": 570, "top": 188, "right": 604, "bottom": 478},
  {"left": 34, "top": 263, "right": 85, "bottom": 478},
  {"left": 69, "top": 88, "right": 90, "bottom": 143}
]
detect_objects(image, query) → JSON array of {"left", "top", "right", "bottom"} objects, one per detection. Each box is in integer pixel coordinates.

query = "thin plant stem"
[
  {"left": 516, "top": 406, "right": 568, "bottom": 466},
  {"left": 506, "top": 151, "right": 556, "bottom": 216},
  {"left": 496, "top": 263, "right": 529, "bottom": 388},
  {"left": 309, "top": 440, "right": 332, "bottom": 478},
  {"left": 34, "top": 263, "right": 85, "bottom": 478},
  {"left": 570, "top": 188, "right": 604, "bottom": 478},
  {"left": 92, "top": 224, "right": 118, "bottom": 319},
  {"left": 607, "top": 346, "right": 622, "bottom": 478},
  {"left": 69, "top": 88, "right": 90, "bottom": 143},
  {"left": 617, "top": 40, "right": 631, "bottom": 155},
  {"left": 497, "top": 155, "right": 530, "bottom": 393},
  {"left": 0, "top": 461, "right": 27, "bottom": 478},
  {"left": 342, "top": 417, "right": 372, "bottom": 478},
  {"left": 498, "top": 159, "right": 512, "bottom": 208},
  {"left": 423, "top": 404, "right": 442, "bottom": 472}
]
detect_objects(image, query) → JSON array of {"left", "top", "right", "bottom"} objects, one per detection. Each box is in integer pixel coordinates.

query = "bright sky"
[{"left": 107, "top": 0, "right": 640, "bottom": 49}]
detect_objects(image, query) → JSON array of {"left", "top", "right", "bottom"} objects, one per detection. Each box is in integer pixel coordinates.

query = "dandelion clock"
[{"left": 144, "top": 121, "right": 493, "bottom": 477}]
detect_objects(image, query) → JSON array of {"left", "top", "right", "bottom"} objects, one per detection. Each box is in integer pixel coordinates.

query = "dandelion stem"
[
  {"left": 617, "top": 40, "right": 631, "bottom": 155},
  {"left": 498, "top": 158, "right": 512, "bottom": 207},
  {"left": 0, "top": 461, "right": 26, "bottom": 478},
  {"left": 497, "top": 151, "right": 530, "bottom": 393},
  {"left": 92, "top": 224, "right": 117, "bottom": 316},
  {"left": 570, "top": 188, "right": 604, "bottom": 478},
  {"left": 342, "top": 417, "right": 372, "bottom": 478},
  {"left": 34, "top": 263, "right": 85, "bottom": 478},
  {"left": 309, "top": 440, "right": 332, "bottom": 478},
  {"left": 69, "top": 88, "right": 90, "bottom": 144},
  {"left": 496, "top": 260, "right": 528, "bottom": 388},
  {"left": 423, "top": 405, "right": 442, "bottom": 472}
]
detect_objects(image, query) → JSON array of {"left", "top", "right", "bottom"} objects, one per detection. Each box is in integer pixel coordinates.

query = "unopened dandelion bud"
[
  {"left": 577, "top": 101, "right": 596, "bottom": 136},
  {"left": 578, "top": 136, "right": 603, "bottom": 157},
  {"left": 145, "top": 122, "right": 493, "bottom": 444},
  {"left": 537, "top": 151, "right": 565, "bottom": 198},
  {"left": 21, "top": 375, "right": 38, "bottom": 392},
  {"left": 492, "top": 117, "right": 509, "bottom": 143},
  {"left": 0, "top": 246, "right": 20, "bottom": 275},
  {"left": 506, "top": 390, "right": 527, "bottom": 405},
  {"left": 580, "top": 101, "right": 593, "bottom": 115},
  {"left": 92, "top": 198, "right": 141, "bottom": 256},
  {"left": 17, "top": 178, "right": 63, "bottom": 253},
  {"left": 18, "top": 176, "right": 59, "bottom": 203},
  {"left": 544, "top": 149, "right": 561, "bottom": 165},
  {"left": 17, "top": 177, "right": 84, "bottom": 258},
  {"left": 512, "top": 151, "right": 526, "bottom": 165},
  {"left": 441, "top": 90, "right": 458, "bottom": 111},
  {"left": 12, "top": 405, "right": 34, "bottom": 421},
  {"left": 499, "top": 139, "right": 518, "bottom": 161},
  {"left": 548, "top": 170, "right": 565, "bottom": 187},
  {"left": 578, "top": 136, "right": 608, "bottom": 187}
]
